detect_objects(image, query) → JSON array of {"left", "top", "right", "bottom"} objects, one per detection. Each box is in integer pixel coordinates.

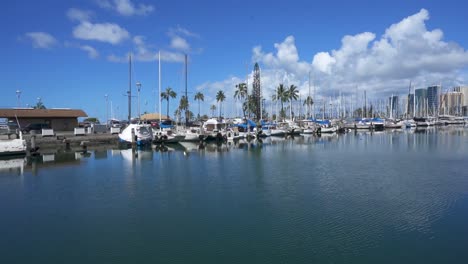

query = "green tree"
[
  {"left": 186, "top": 110, "right": 194, "bottom": 121},
  {"left": 33, "top": 101, "right": 46, "bottom": 109},
  {"left": 161, "top": 87, "right": 177, "bottom": 118},
  {"left": 179, "top": 95, "right": 189, "bottom": 123},
  {"left": 216, "top": 90, "right": 226, "bottom": 118},
  {"left": 303, "top": 95, "right": 314, "bottom": 118},
  {"left": 194, "top": 92, "right": 204, "bottom": 119},
  {"left": 234, "top": 83, "right": 248, "bottom": 117},
  {"left": 243, "top": 95, "right": 256, "bottom": 120},
  {"left": 84, "top": 117, "right": 99, "bottom": 123},
  {"left": 273, "top": 84, "right": 288, "bottom": 120},
  {"left": 210, "top": 104, "right": 217, "bottom": 117},
  {"left": 174, "top": 108, "right": 182, "bottom": 123},
  {"left": 288, "top": 84, "right": 299, "bottom": 119}
]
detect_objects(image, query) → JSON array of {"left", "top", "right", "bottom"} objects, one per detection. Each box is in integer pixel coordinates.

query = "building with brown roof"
[{"left": 0, "top": 108, "right": 87, "bottom": 131}]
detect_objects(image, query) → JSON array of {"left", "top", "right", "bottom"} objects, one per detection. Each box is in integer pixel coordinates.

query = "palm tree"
[
  {"left": 186, "top": 110, "right": 194, "bottom": 121},
  {"left": 303, "top": 95, "right": 314, "bottom": 118},
  {"left": 174, "top": 108, "right": 181, "bottom": 123},
  {"left": 216, "top": 90, "right": 226, "bottom": 118},
  {"left": 274, "top": 84, "right": 289, "bottom": 120},
  {"left": 33, "top": 101, "right": 46, "bottom": 109},
  {"left": 161, "top": 87, "right": 177, "bottom": 118},
  {"left": 210, "top": 104, "right": 217, "bottom": 117},
  {"left": 234, "top": 83, "right": 247, "bottom": 117},
  {"left": 271, "top": 94, "right": 277, "bottom": 120},
  {"left": 194, "top": 92, "right": 204, "bottom": 119},
  {"left": 288, "top": 84, "right": 299, "bottom": 119},
  {"left": 179, "top": 95, "right": 189, "bottom": 123}
]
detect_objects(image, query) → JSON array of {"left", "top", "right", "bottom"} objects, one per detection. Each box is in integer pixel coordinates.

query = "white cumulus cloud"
[
  {"left": 67, "top": 8, "right": 93, "bottom": 22},
  {"left": 170, "top": 36, "right": 190, "bottom": 51},
  {"left": 197, "top": 8, "right": 468, "bottom": 112},
  {"left": 97, "top": 0, "right": 154, "bottom": 16},
  {"left": 107, "top": 35, "right": 185, "bottom": 63},
  {"left": 253, "top": 36, "right": 310, "bottom": 77},
  {"left": 315, "top": 8, "right": 468, "bottom": 89},
  {"left": 24, "top": 32, "right": 58, "bottom": 49},
  {"left": 80, "top": 45, "right": 99, "bottom": 58},
  {"left": 73, "top": 21, "right": 130, "bottom": 45}
]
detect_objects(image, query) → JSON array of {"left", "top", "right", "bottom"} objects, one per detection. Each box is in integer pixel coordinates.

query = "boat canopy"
[{"left": 309, "top": 118, "right": 330, "bottom": 125}]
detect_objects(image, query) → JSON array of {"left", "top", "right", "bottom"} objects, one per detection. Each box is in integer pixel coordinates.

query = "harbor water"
[{"left": 1, "top": 127, "right": 467, "bottom": 263}]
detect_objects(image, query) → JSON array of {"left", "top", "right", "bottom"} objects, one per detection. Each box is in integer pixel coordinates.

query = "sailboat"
[
  {"left": 152, "top": 51, "right": 185, "bottom": 144},
  {"left": 118, "top": 54, "right": 153, "bottom": 145}
]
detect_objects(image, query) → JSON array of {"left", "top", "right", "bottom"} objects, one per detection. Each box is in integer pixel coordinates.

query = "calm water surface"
[{"left": 1, "top": 128, "right": 467, "bottom": 263}]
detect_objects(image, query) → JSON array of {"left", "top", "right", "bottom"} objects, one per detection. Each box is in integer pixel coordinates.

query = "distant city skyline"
[{"left": 2, "top": 0, "right": 468, "bottom": 121}]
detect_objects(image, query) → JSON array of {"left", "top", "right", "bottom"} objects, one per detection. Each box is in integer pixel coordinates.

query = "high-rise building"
[
  {"left": 388, "top": 95, "right": 399, "bottom": 118},
  {"left": 415, "top": 88, "right": 427, "bottom": 116},
  {"left": 407, "top": 94, "right": 415, "bottom": 117},
  {"left": 453, "top": 86, "right": 468, "bottom": 115},
  {"left": 440, "top": 92, "right": 463, "bottom": 115},
  {"left": 453, "top": 85, "right": 468, "bottom": 116},
  {"left": 426, "top": 85, "right": 441, "bottom": 116}
]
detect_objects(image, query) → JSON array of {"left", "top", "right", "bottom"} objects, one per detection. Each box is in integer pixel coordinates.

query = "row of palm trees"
[
  {"left": 161, "top": 83, "right": 314, "bottom": 121},
  {"left": 233, "top": 83, "right": 314, "bottom": 120}
]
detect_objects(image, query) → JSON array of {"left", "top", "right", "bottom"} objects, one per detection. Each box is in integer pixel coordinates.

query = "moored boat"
[
  {"left": 0, "top": 132, "right": 27, "bottom": 156},
  {"left": 118, "top": 123, "right": 153, "bottom": 145}
]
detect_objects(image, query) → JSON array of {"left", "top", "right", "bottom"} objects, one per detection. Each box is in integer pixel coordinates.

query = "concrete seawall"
[{"left": 23, "top": 132, "right": 120, "bottom": 150}]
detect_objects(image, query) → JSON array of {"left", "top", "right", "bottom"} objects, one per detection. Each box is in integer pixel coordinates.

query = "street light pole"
[
  {"left": 136, "top": 82, "right": 142, "bottom": 119},
  {"left": 16, "top": 90, "right": 21, "bottom": 107}
]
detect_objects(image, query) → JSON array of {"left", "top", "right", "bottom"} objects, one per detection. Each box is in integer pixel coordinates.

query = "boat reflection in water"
[{"left": 0, "top": 156, "right": 26, "bottom": 176}]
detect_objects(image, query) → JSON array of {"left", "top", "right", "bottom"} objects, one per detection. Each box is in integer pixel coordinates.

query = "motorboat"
[
  {"left": 118, "top": 123, "right": 153, "bottom": 145},
  {"left": 183, "top": 126, "right": 205, "bottom": 142},
  {"left": 202, "top": 118, "right": 227, "bottom": 141},
  {"left": 0, "top": 132, "right": 27, "bottom": 156},
  {"left": 152, "top": 128, "right": 186, "bottom": 144}
]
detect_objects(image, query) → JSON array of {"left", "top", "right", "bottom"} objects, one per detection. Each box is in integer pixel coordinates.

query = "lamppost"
[
  {"left": 136, "top": 82, "right": 142, "bottom": 119},
  {"left": 105, "top": 94, "right": 109, "bottom": 127},
  {"left": 16, "top": 90, "right": 21, "bottom": 107}
]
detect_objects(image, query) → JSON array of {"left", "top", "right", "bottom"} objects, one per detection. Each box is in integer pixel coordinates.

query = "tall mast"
[
  {"left": 308, "top": 72, "right": 311, "bottom": 118},
  {"left": 407, "top": 81, "right": 412, "bottom": 119},
  {"left": 128, "top": 53, "right": 132, "bottom": 123},
  {"left": 413, "top": 86, "right": 416, "bottom": 118},
  {"left": 185, "top": 54, "right": 188, "bottom": 126},
  {"left": 313, "top": 75, "right": 316, "bottom": 119},
  {"left": 246, "top": 63, "right": 249, "bottom": 120},
  {"left": 158, "top": 51, "right": 162, "bottom": 131},
  {"left": 260, "top": 67, "right": 262, "bottom": 121},
  {"left": 364, "top": 90, "right": 367, "bottom": 119}
]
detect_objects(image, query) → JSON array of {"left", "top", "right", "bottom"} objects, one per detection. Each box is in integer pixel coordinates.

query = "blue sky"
[{"left": 1, "top": 0, "right": 467, "bottom": 120}]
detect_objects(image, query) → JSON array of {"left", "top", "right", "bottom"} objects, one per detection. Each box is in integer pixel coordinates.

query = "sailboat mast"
[
  {"left": 407, "top": 81, "right": 412, "bottom": 119},
  {"left": 128, "top": 53, "right": 132, "bottom": 123},
  {"left": 185, "top": 54, "right": 188, "bottom": 126},
  {"left": 364, "top": 90, "right": 367, "bottom": 119},
  {"left": 308, "top": 72, "right": 311, "bottom": 119},
  {"left": 313, "top": 76, "right": 316, "bottom": 119},
  {"left": 158, "top": 51, "right": 162, "bottom": 131}
]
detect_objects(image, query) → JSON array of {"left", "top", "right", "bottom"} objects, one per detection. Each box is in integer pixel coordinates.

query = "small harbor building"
[{"left": 0, "top": 108, "right": 88, "bottom": 131}]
